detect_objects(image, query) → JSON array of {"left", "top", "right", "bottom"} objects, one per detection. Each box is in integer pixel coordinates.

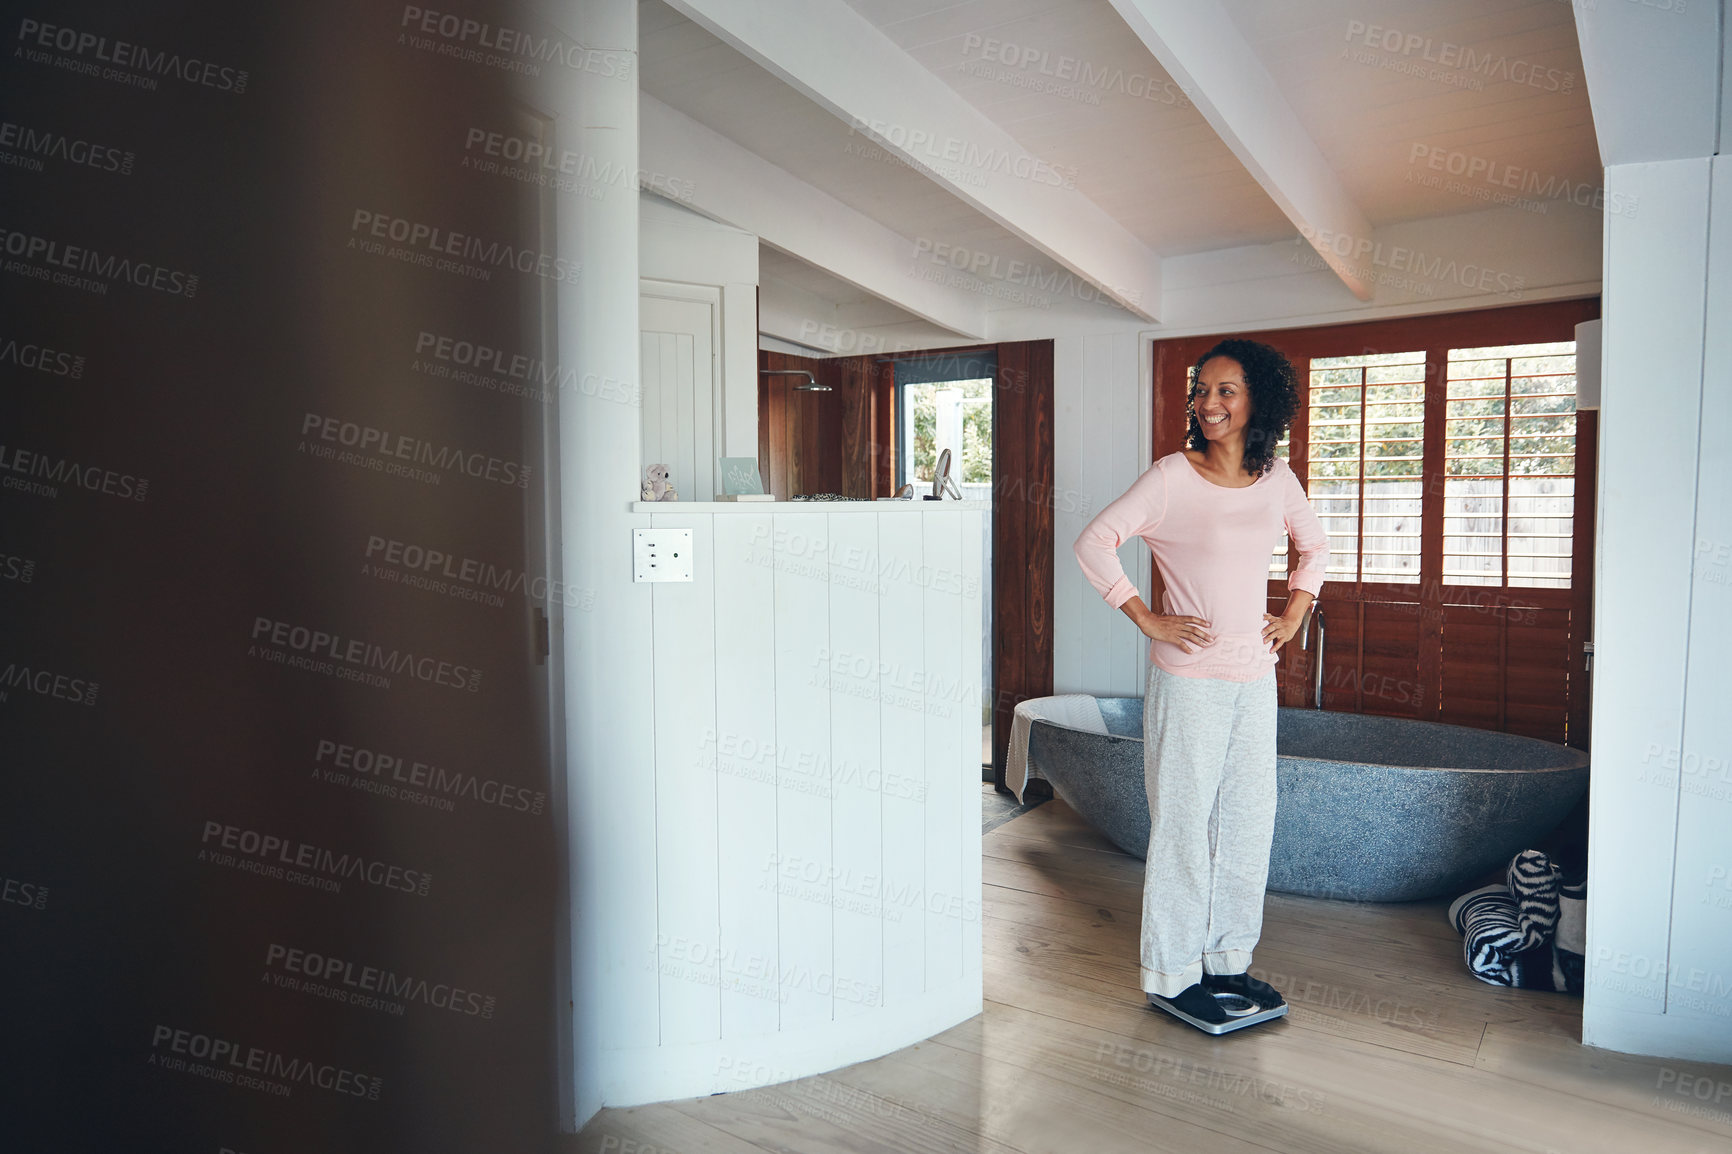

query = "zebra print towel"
[
  {"left": 1506, "top": 850, "right": 1562, "bottom": 950},
  {"left": 1447, "top": 851, "right": 1584, "bottom": 993},
  {"left": 1449, "top": 885, "right": 1530, "bottom": 988}
]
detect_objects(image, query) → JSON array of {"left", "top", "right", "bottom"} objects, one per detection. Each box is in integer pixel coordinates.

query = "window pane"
[
  {"left": 1305, "top": 351, "right": 1425, "bottom": 584},
  {"left": 1444, "top": 344, "right": 1576, "bottom": 588}
]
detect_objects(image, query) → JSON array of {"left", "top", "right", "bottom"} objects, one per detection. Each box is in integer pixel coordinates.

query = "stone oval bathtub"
[{"left": 1023, "top": 698, "right": 1588, "bottom": 902}]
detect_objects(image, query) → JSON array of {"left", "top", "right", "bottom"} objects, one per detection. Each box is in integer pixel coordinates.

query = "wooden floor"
[{"left": 571, "top": 796, "right": 1732, "bottom": 1154}]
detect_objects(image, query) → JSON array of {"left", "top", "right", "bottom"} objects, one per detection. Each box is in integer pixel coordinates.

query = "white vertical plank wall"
[
  {"left": 826, "top": 511, "right": 883, "bottom": 1022},
  {"left": 1052, "top": 332, "right": 1153, "bottom": 700},
  {"left": 649, "top": 513, "right": 722, "bottom": 1046},
  {"left": 958, "top": 513, "right": 985, "bottom": 986},
  {"left": 711, "top": 514, "right": 780, "bottom": 1039},
  {"left": 1669, "top": 153, "right": 1732, "bottom": 1044},
  {"left": 878, "top": 512, "right": 928, "bottom": 1005},
  {"left": 616, "top": 503, "right": 984, "bottom": 1104},
  {"left": 771, "top": 511, "right": 833, "bottom": 1029},
  {"left": 921, "top": 512, "right": 965, "bottom": 988},
  {"left": 1587, "top": 161, "right": 1709, "bottom": 1024}
]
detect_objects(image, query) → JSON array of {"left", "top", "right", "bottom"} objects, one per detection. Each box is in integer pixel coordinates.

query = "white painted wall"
[
  {"left": 1052, "top": 331, "right": 1154, "bottom": 700},
  {"left": 1575, "top": 0, "right": 1721, "bottom": 166},
  {"left": 550, "top": 0, "right": 650, "bottom": 1130},
  {"left": 603, "top": 501, "right": 985, "bottom": 1105},
  {"left": 640, "top": 193, "right": 760, "bottom": 481},
  {"left": 1574, "top": 0, "right": 1732, "bottom": 1066},
  {"left": 640, "top": 290, "right": 717, "bottom": 503},
  {"left": 1584, "top": 153, "right": 1732, "bottom": 1063}
]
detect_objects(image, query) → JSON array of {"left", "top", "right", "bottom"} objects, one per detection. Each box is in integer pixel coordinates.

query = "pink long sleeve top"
[{"left": 1073, "top": 452, "right": 1331, "bottom": 681}]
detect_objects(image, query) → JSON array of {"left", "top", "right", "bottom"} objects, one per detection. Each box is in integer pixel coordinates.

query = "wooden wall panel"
[
  {"left": 1360, "top": 604, "right": 1424, "bottom": 719},
  {"left": 991, "top": 340, "right": 1055, "bottom": 783},
  {"left": 873, "top": 360, "right": 896, "bottom": 497},
  {"left": 837, "top": 357, "right": 873, "bottom": 499},
  {"left": 758, "top": 350, "right": 842, "bottom": 499}
]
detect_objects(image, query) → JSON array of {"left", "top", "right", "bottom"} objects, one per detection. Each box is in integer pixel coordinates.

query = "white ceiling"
[
  {"left": 1221, "top": 0, "right": 1598, "bottom": 225},
  {"left": 639, "top": 0, "right": 1602, "bottom": 350}
]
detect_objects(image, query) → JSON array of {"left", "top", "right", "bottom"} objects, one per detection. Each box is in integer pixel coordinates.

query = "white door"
[{"left": 640, "top": 290, "right": 718, "bottom": 501}]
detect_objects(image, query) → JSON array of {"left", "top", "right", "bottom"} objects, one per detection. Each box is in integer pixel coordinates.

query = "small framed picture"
[{"left": 718, "top": 457, "right": 767, "bottom": 496}]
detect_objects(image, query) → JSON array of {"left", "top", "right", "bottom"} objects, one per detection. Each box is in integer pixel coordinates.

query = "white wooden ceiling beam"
[
  {"left": 641, "top": 94, "right": 989, "bottom": 339},
  {"left": 1107, "top": 0, "right": 1374, "bottom": 301},
  {"left": 662, "top": 0, "right": 1163, "bottom": 321}
]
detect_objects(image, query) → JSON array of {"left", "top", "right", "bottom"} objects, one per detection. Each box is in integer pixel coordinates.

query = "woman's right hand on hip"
[{"left": 1137, "top": 612, "right": 1213, "bottom": 653}]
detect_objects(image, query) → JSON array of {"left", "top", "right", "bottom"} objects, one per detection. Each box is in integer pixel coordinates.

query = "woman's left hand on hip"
[{"left": 1261, "top": 612, "right": 1302, "bottom": 652}]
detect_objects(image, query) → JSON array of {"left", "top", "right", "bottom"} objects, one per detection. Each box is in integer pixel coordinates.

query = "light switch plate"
[{"left": 633, "top": 528, "right": 693, "bottom": 582}]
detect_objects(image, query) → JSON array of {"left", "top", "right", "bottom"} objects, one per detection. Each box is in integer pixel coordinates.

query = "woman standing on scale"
[{"left": 1074, "top": 339, "right": 1330, "bottom": 1033}]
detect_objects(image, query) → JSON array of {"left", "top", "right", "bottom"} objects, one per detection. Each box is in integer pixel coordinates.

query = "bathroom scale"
[{"left": 1147, "top": 990, "right": 1288, "bottom": 1035}]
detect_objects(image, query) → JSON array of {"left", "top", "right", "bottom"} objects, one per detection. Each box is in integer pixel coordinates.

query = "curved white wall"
[
  {"left": 601, "top": 501, "right": 986, "bottom": 1107},
  {"left": 558, "top": 2, "right": 983, "bottom": 1124}
]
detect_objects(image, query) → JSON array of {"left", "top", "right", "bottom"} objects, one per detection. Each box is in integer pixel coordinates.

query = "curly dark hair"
[{"left": 1185, "top": 338, "right": 1300, "bottom": 477}]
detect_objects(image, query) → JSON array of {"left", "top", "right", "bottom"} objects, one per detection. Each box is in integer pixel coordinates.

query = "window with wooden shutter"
[
  {"left": 1149, "top": 300, "right": 1599, "bottom": 746},
  {"left": 1307, "top": 352, "right": 1426, "bottom": 585},
  {"left": 1444, "top": 343, "right": 1577, "bottom": 588}
]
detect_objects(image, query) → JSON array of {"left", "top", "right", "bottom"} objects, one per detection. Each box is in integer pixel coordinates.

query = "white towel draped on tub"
[{"left": 1007, "top": 695, "right": 1109, "bottom": 803}]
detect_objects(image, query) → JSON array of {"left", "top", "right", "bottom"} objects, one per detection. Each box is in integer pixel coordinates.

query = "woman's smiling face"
[{"left": 1191, "top": 356, "right": 1254, "bottom": 443}]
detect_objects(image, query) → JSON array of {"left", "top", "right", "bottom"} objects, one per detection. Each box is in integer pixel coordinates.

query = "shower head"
[{"left": 760, "top": 368, "right": 831, "bottom": 392}]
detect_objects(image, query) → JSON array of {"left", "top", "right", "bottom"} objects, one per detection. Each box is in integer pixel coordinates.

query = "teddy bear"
[{"left": 641, "top": 464, "right": 678, "bottom": 502}]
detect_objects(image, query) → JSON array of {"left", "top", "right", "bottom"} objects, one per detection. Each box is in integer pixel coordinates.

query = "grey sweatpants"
[{"left": 1140, "top": 664, "right": 1278, "bottom": 998}]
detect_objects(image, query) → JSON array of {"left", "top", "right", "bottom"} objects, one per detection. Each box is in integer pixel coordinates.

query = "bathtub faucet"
[{"left": 1299, "top": 605, "right": 1326, "bottom": 709}]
